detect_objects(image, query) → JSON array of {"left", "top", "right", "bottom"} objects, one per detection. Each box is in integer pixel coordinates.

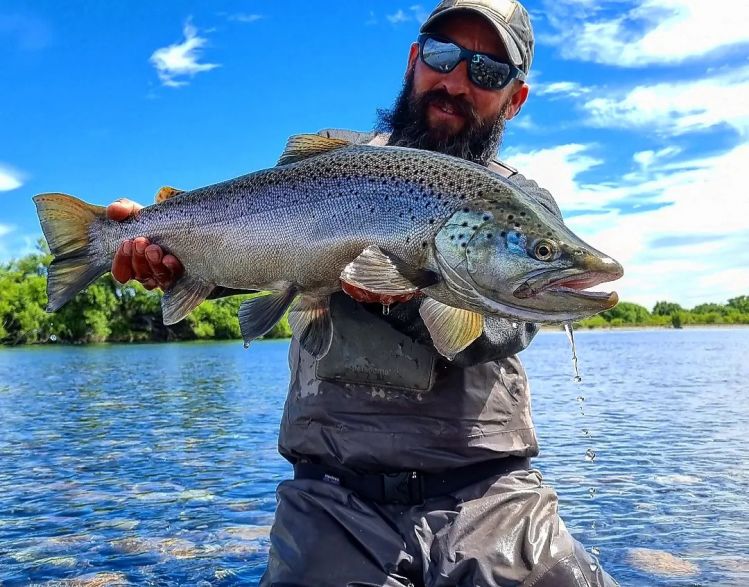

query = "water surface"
[{"left": 0, "top": 329, "right": 747, "bottom": 585}]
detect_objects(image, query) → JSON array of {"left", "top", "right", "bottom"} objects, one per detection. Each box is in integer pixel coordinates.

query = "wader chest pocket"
[{"left": 316, "top": 301, "right": 437, "bottom": 393}]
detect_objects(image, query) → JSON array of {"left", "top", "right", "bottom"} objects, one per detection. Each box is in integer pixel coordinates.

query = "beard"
[{"left": 375, "top": 69, "right": 509, "bottom": 166}]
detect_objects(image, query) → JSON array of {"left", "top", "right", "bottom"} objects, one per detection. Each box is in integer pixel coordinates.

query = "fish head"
[{"left": 433, "top": 190, "right": 624, "bottom": 322}]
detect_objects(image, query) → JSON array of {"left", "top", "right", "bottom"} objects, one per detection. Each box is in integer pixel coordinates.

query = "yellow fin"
[
  {"left": 277, "top": 134, "right": 350, "bottom": 166},
  {"left": 155, "top": 186, "right": 185, "bottom": 204},
  {"left": 32, "top": 193, "right": 109, "bottom": 312},
  {"left": 418, "top": 298, "right": 484, "bottom": 360}
]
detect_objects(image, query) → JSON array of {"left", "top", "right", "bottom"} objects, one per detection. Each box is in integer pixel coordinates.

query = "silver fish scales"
[{"left": 34, "top": 134, "right": 623, "bottom": 359}]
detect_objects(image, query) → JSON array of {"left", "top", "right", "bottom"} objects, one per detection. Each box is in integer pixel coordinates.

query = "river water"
[{"left": 0, "top": 328, "right": 747, "bottom": 585}]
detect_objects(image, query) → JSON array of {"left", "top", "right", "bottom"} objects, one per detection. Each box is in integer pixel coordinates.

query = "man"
[{"left": 109, "top": 1, "right": 617, "bottom": 585}]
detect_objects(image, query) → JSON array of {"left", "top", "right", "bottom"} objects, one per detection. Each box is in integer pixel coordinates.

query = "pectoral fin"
[
  {"left": 288, "top": 296, "right": 333, "bottom": 359},
  {"left": 419, "top": 298, "right": 484, "bottom": 360},
  {"left": 155, "top": 186, "right": 185, "bottom": 204},
  {"left": 341, "top": 246, "right": 440, "bottom": 296},
  {"left": 238, "top": 288, "right": 297, "bottom": 348},
  {"left": 161, "top": 275, "right": 214, "bottom": 325}
]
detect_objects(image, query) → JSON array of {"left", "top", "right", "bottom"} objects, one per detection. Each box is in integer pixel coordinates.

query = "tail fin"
[{"left": 33, "top": 193, "right": 110, "bottom": 312}]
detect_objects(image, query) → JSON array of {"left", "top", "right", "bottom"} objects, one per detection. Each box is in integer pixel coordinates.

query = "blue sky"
[{"left": 2, "top": 0, "right": 748, "bottom": 308}]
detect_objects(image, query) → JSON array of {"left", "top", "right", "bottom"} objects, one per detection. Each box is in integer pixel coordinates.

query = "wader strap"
[{"left": 293, "top": 457, "right": 531, "bottom": 506}]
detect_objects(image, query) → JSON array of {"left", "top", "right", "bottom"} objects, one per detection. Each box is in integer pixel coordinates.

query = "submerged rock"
[{"left": 628, "top": 547, "right": 699, "bottom": 577}]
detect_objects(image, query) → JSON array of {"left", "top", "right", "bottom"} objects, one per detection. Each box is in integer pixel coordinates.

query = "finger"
[
  {"left": 145, "top": 245, "right": 173, "bottom": 289},
  {"left": 107, "top": 198, "right": 143, "bottom": 221},
  {"left": 142, "top": 278, "right": 157, "bottom": 291},
  {"left": 111, "top": 241, "right": 134, "bottom": 284},
  {"left": 131, "top": 237, "right": 152, "bottom": 282},
  {"left": 162, "top": 254, "right": 185, "bottom": 280}
]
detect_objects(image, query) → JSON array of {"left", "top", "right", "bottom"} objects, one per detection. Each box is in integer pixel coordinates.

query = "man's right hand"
[{"left": 107, "top": 199, "right": 184, "bottom": 290}]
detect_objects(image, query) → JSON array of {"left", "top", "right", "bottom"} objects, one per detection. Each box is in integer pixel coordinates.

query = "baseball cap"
[{"left": 420, "top": 0, "right": 535, "bottom": 74}]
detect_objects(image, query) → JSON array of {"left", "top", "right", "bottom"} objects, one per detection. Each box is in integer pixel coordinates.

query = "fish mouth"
[{"left": 514, "top": 269, "right": 620, "bottom": 308}]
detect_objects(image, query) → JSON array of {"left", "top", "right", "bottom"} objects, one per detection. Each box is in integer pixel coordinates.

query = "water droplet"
[
  {"left": 563, "top": 322, "right": 582, "bottom": 382},
  {"left": 588, "top": 487, "right": 597, "bottom": 498},
  {"left": 577, "top": 395, "right": 585, "bottom": 402},
  {"left": 591, "top": 547, "right": 601, "bottom": 556},
  {"left": 511, "top": 322, "right": 518, "bottom": 328},
  {"left": 585, "top": 449, "right": 596, "bottom": 462},
  {"left": 589, "top": 563, "right": 598, "bottom": 573},
  {"left": 49, "top": 334, "right": 57, "bottom": 342},
  {"left": 382, "top": 304, "right": 391, "bottom": 316},
  {"left": 582, "top": 428, "right": 590, "bottom": 437}
]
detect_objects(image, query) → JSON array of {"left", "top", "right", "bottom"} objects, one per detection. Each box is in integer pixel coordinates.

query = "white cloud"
[
  {"left": 0, "top": 164, "right": 24, "bottom": 191},
  {"left": 0, "top": 224, "right": 13, "bottom": 237},
  {"left": 631, "top": 146, "right": 681, "bottom": 170},
  {"left": 385, "top": 6, "right": 429, "bottom": 25},
  {"left": 581, "top": 65, "right": 749, "bottom": 136},
  {"left": 535, "top": 81, "right": 591, "bottom": 98},
  {"left": 504, "top": 142, "right": 749, "bottom": 308},
  {"left": 410, "top": 4, "right": 430, "bottom": 23},
  {"left": 542, "top": 0, "right": 749, "bottom": 66},
  {"left": 387, "top": 9, "right": 411, "bottom": 24},
  {"left": 150, "top": 21, "right": 219, "bottom": 88},
  {"left": 227, "top": 13, "right": 263, "bottom": 24}
]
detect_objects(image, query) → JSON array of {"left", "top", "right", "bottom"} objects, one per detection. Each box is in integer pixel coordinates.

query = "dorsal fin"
[
  {"left": 276, "top": 134, "right": 350, "bottom": 166},
  {"left": 155, "top": 186, "right": 185, "bottom": 204}
]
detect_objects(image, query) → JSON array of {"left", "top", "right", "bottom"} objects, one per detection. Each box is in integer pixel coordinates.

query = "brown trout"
[{"left": 34, "top": 134, "right": 623, "bottom": 359}]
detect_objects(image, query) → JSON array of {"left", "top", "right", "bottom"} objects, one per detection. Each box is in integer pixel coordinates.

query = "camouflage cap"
[{"left": 420, "top": 0, "right": 535, "bottom": 74}]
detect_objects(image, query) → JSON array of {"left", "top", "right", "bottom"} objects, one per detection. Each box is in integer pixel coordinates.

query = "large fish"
[{"left": 34, "top": 134, "right": 623, "bottom": 359}]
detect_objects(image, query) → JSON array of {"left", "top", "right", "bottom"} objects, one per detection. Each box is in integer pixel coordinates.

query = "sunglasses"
[{"left": 417, "top": 34, "right": 526, "bottom": 91}]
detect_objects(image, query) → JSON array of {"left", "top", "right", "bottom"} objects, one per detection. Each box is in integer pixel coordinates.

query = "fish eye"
[{"left": 533, "top": 240, "right": 557, "bottom": 261}]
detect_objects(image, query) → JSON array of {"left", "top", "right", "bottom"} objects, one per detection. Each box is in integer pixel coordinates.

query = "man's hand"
[{"left": 107, "top": 198, "right": 184, "bottom": 290}]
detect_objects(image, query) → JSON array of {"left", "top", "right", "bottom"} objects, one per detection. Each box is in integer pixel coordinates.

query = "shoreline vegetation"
[{"left": 2, "top": 247, "right": 748, "bottom": 346}]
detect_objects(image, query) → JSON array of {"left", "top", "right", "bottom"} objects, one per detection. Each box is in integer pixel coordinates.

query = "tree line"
[{"left": 1, "top": 246, "right": 747, "bottom": 345}]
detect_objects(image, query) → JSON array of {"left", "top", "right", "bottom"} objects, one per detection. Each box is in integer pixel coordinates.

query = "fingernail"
[
  {"left": 135, "top": 241, "right": 146, "bottom": 255},
  {"left": 123, "top": 241, "right": 132, "bottom": 255},
  {"left": 146, "top": 249, "right": 160, "bottom": 262}
]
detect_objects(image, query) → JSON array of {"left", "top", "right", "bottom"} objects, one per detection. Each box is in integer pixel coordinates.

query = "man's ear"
[
  {"left": 506, "top": 83, "right": 530, "bottom": 120},
  {"left": 406, "top": 43, "right": 419, "bottom": 79}
]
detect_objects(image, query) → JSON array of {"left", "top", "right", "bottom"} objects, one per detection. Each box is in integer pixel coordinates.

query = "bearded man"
[{"left": 108, "top": 1, "right": 618, "bottom": 585}]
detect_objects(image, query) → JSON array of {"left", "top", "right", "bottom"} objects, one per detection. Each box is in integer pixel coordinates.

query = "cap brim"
[{"left": 420, "top": 7, "right": 523, "bottom": 68}]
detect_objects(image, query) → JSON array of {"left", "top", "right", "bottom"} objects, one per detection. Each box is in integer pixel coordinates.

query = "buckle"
[{"left": 382, "top": 471, "right": 423, "bottom": 505}]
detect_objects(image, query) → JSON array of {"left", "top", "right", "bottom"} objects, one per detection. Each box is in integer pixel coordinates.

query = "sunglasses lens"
[
  {"left": 421, "top": 37, "right": 461, "bottom": 73},
  {"left": 469, "top": 54, "right": 512, "bottom": 89}
]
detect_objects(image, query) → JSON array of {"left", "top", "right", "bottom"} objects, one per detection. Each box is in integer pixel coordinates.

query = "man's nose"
[{"left": 438, "top": 60, "right": 472, "bottom": 96}]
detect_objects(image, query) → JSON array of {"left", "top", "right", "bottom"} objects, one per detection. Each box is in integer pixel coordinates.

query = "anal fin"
[{"left": 288, "top": 296, "right": 333, "bottom": 359}]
